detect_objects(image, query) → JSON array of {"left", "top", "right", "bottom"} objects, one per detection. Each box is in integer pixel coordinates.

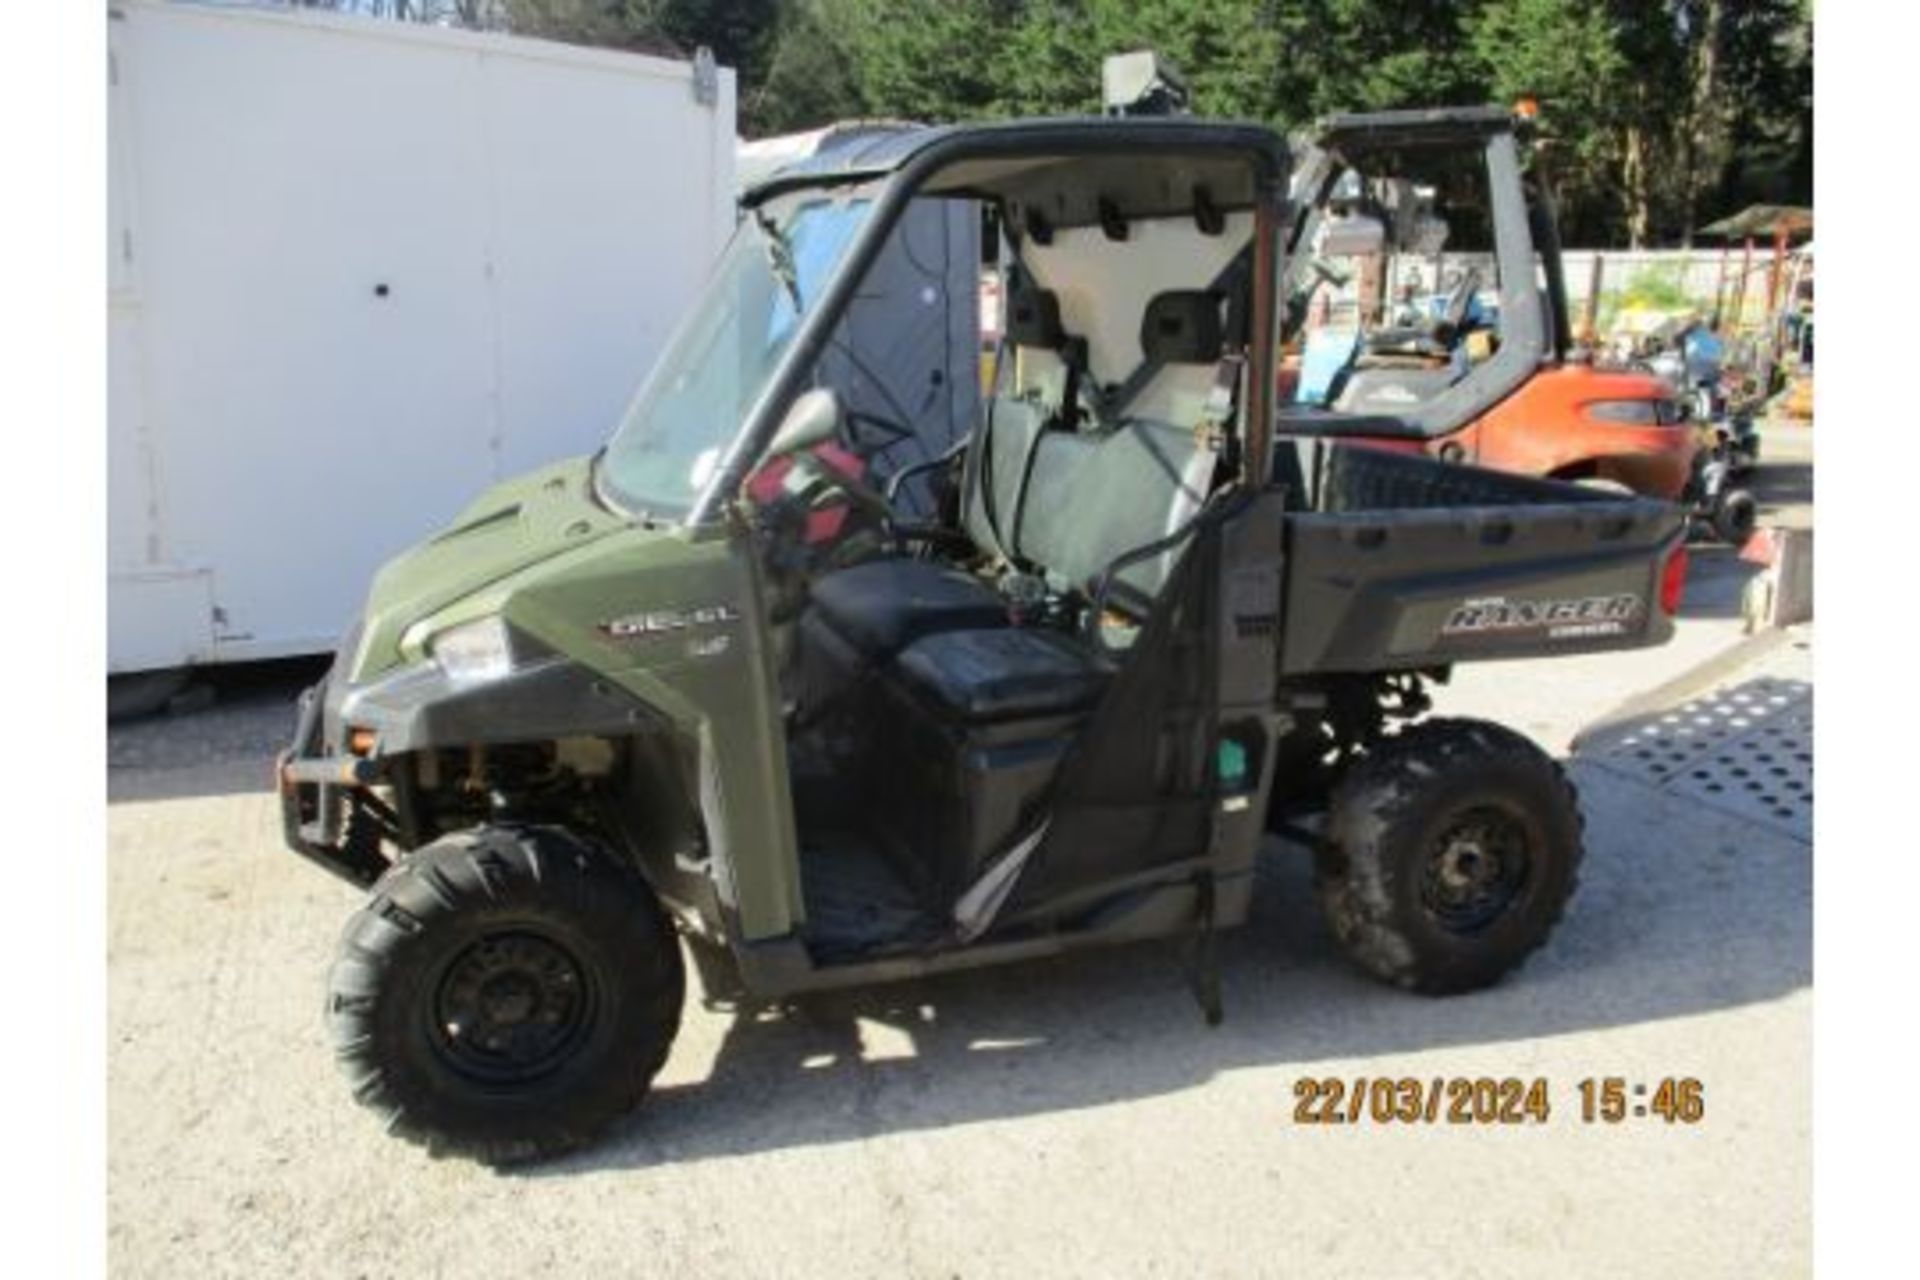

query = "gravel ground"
[{"left": 107, "top": 442, "right": 1814, "bottom": 1278}]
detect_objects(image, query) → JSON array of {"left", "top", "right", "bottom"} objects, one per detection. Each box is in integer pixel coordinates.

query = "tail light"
[{"left": 1659, "top": 542, "right": 1689, "bottom": 615}]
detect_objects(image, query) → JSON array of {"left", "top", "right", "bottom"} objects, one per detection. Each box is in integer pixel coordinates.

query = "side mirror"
[{"left": 766, "top": 388, "right": 843, "bottom": 460}]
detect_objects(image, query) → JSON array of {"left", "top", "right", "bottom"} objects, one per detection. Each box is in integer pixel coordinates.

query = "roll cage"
[{"left": 690, "top": 117, "right": 1292, "bottom": 524}]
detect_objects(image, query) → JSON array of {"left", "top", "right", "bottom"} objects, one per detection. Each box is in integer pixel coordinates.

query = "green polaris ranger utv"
[{"left": 280, "top": 109, "right": 1688, "bottom": 1164}]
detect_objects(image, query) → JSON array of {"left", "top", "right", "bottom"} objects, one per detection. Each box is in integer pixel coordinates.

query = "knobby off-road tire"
[
  {"left": 327, "top": 824, "right": 684, "bottom": 1165},
  {"left": 1315, "top": 718, "right": 1584, "bottom": 995}
]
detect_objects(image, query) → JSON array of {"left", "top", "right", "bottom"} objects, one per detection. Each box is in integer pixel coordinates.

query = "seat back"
[
  {"left": 1017, "top": 421, "right": 1211, "bottom": 599},
  {"left": 961, "top": 286, "right": 1226, "bottom": 601},
  {"left": 1119, "top": 290, "right": 1231, "bottom": 425},
  {"left": 959, "top": 399, "right": 1049, "bottom": 562},
  {"left": 960, "top": 274, "right": 1069, "bottom": 562}
]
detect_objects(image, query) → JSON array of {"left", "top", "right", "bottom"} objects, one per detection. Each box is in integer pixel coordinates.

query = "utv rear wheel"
[
  {"left": 1315, "top": 719, "right": 1584, "bottom": 995},
  {"left": 326, "top": 824, "right": 684, "bottom": 1165}
]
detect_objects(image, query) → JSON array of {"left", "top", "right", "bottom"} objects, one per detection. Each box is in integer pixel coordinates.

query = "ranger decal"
[{"left": 1442, "top": 593, "right": 1641, "bottom": 640}]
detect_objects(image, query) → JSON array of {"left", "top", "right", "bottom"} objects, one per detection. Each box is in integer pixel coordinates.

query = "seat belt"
[
  {"left": 1057, "top": 337, "right": 1089, "bottom": 434},
  {"left": 1195, "top": 353, "right": 1244, "bottom": 461},
  {"left": 1002, "top": 229, "right": 1099, "bottom": 433},
  {"left": 973, "top": 347, "right": 1015, "bottom": 563},
  {"left": 1004, "top": 414, "right": 1053, "bottom": 573}
]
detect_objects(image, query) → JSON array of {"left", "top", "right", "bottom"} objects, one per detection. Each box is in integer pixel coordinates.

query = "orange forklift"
[{"left": 1277, "top": 107, "right": 1698, "bottom": 501}]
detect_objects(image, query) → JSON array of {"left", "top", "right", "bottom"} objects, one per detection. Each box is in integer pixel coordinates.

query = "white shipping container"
[{"left": 108, "top": 0, "right": 735, "bottom": 673}]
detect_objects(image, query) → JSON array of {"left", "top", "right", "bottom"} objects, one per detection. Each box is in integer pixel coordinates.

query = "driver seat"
[
  {"left": 806, "top": 557, "right": 1007, "bottom": 661},
  {"left": 804, "top": 279, "right": 1073, "bottom": 665}
]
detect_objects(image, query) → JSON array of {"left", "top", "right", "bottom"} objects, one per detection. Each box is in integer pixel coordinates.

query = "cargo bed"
[{"left": 1276, "top": 443, "right": 1687, "bottom": 675}]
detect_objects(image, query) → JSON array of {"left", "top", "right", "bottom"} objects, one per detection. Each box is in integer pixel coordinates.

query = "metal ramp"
[{"left": 1577, "top": 666, "right": 1813, "bottom": 844}]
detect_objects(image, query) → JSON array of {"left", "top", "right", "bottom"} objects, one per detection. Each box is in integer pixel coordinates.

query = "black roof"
[
  {"left": 742, "top": 121, "right": 934, "bottom": 197},
  {"left": 739, "top": 115, "right": 1289, "bottom": 206}
]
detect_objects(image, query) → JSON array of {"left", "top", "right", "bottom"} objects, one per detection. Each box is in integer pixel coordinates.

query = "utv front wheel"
[
  {"left": 326, "top": 824, "right": 684, "bottom": 1164},
  {"left": 1316, "top": 719, "right": 1584, "bottom": 995}
]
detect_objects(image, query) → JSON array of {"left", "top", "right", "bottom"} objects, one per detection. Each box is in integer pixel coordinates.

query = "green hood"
[{"left": 349, "top": 456, "right": 626, "bottom": 679}]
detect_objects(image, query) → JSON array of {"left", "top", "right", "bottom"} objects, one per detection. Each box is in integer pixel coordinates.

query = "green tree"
[
  {"left": 1000, "top": 1, "right": 1103, "bottom": 117},
  {"left": 1467, "top": 0, "right": 1631, "bottom": 242},
  {"left": 504, "top": 1, "right": 777, "bottom": 74},
  {"left": 1709, "top": 0, "right": 1812, "bottom": 219},
  {"left": 1080, "top": 0, "right": 1287, "bottom": 122},
  {"left": 748, "top": 0, "right": 868, "bottom": 133},
  {"left": 651, "top": 0, "right": 781, "bottom": 80},
  {"left": 1293, "top": 0, "right": 1478, "bottom": 118},
  {"left": 331, "top": 0, "right": 1810, "bottom": 246},
  {"left": 829, "top": 0, "right": 1016, "bottom": 122}
]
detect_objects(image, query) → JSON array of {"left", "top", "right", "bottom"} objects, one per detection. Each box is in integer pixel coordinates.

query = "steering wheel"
[
  {"left": 751, "top": 449, "right": 900, "bottom": 600},
  {"left": 784, "top": 449, "right": 895, "bottom": 524}
]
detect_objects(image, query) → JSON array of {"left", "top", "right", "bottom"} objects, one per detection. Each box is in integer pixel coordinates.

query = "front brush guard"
[{"left": 277, "top": 679, "right": 390, "bottom": 888}]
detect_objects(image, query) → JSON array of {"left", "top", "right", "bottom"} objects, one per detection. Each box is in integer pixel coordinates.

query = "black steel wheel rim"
[
  {"left": 430, "top": 930, "right": 597, "bottom": 1085},
  {"left": 1419, "top": 804, "right": 1532, "bottom": 934}
]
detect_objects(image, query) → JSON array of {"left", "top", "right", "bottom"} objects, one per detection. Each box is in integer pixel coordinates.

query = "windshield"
[{"left": 599, "top": 193, "right": 875, "bottom": 519}]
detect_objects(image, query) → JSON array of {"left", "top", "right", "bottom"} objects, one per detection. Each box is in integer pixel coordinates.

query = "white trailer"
[{"left": 108, "top": 0, "right": 735, "bottom": 683}]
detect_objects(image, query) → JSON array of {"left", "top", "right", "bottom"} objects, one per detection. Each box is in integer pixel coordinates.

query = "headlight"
[{"left": 428, "top": 616, "right": 517, "bottom": 685}]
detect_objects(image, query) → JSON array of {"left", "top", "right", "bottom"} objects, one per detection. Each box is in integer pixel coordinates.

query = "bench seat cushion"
[
  {"left": 809, "top": 558, "right": 1008, "bottom": 658},
  {"left": 892, "top": 628, "right": 1109, "bottom": 722}
]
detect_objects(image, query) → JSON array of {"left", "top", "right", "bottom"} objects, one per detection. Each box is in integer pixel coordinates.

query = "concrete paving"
[{"left": 107, "top": 448, "right": 1814, "bottom": 1278}]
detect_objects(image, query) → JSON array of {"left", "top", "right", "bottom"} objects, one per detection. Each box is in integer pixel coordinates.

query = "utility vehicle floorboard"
[{"left": 798, "top": 835, "right": 943, "bottom": 962}]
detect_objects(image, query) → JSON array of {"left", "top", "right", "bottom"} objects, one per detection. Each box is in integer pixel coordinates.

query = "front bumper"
[
  {"left": 276, "top": 652, "right": 672, "bottom": 889},
  {"left": 277, "top": 674, "right": 392, "bottom": 888}
]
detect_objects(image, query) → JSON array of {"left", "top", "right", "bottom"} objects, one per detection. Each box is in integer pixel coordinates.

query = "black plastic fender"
[{"left": 336, "top": 658, "right": 665, "bottom": 755}]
